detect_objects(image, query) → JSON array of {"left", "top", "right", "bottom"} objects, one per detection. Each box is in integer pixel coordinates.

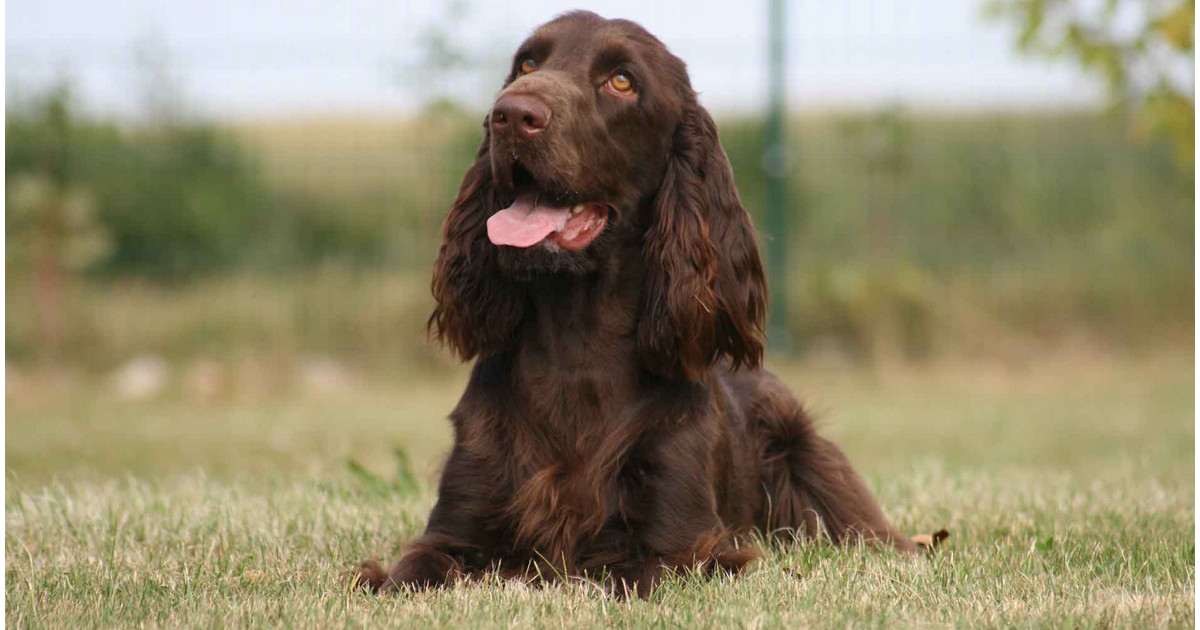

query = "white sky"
[{"left": 6, "top": 0, "right": 1106, "bottom": 118}]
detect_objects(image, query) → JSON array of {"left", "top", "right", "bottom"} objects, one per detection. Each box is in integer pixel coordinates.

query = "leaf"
[
  {"left": 1154, "top": 2, "right": 1195, "bottom": 51},
  {"left": 390, "top": 449, "right": 420, "bottom": 497},
  {"left": 346, "top": 459, "right": 395, "bottom": 497},
  {"left": 345, "top": 449, "right": 421, "bottom": 498}
]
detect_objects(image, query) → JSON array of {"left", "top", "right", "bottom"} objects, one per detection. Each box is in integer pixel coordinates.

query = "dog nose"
[{"left": 491, "top": 94, "right": 550, "bottom": 139}]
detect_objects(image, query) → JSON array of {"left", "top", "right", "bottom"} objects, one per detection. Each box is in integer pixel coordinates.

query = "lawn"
[{"left": 5, "top": 350, "right": 1195, "bottom": 628}]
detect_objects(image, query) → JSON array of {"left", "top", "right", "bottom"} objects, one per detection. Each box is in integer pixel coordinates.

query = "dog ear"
[
  {"left": 428, "top": 123, "right": 526, "bottom": 360},
  {"left": 638, "top": 102, "right": 768, "bottom": 380}
]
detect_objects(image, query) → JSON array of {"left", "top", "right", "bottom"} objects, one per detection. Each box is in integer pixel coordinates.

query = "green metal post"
[{"left": 765, "top": 0, "right": 790, "bottom": 355}]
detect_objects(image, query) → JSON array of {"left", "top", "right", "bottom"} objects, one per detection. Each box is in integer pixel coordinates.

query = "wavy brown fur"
[{"left": 358, "top": 11, "right": 918, "bottom": 599}]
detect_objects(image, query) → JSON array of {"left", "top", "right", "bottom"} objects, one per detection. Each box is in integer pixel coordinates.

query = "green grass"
[{"left": 6, "top": 352, "right": 1195, "bottom": 627}]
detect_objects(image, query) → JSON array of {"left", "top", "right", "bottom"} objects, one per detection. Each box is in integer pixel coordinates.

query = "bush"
[{"left": 5, "top": 87, "right": 391, "bottom": 281}]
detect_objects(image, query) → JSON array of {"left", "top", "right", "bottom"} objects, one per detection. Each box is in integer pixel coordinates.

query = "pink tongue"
[{"left": 487, "top": 192, "right": 571, "bottom": 248}]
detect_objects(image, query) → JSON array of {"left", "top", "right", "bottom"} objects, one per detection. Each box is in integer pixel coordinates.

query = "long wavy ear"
[
  {"left": 639, "top": 102, "right": 768, "bottom": 380},
  {"left": 428, "top": 127, "right": 526, "bottom": 360}
]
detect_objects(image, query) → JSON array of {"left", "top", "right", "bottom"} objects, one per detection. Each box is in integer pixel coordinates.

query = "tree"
[
  {"left": 5, "top": 85, "right": 112, "bottom": 364},
  {"left": 986, "top": 0, "right": 1195, "bottom": 169}
]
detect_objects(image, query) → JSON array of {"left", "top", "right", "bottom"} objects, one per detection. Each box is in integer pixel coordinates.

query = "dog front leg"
[{"left": 354, "top": 443, "right": 496, "bottom": 593}]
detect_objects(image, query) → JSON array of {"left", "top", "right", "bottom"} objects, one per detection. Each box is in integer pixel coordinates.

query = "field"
[
  {"left": 5, "top": 102, "right": 1195, "bottom": 627},
  {"left": 6, "top": 349, "right": 1194, "bottom": 628}
]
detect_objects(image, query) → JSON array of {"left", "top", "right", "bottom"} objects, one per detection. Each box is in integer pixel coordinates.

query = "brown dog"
[{"left": 356, "top": 10, "right": 928, "bottom": 599}]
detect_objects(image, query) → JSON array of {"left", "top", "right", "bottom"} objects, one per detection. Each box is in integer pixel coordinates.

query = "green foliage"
[
  {"left": 347, "top": 450, "right": 421, "bottom": 498},
  {"left": 7, "top": 91, "right": 258, "bottom": 277},
  {"left": 753, "top": 109, "right": 1189, "bottom": 359},
  {"left": 5, "top": 87, "right": 389, "bottom": 280},
  {"left": 5, "top": 86, "right": 112, "bottom": 273},
  {"left": 7, "top": 173, "right": 112, "bottom": 272},
  {"left": 92, "top": 126, "right": 277, "bottom": 276},
  {"left": 985, "top": 0, "right": 1195, "bottom": 168}
]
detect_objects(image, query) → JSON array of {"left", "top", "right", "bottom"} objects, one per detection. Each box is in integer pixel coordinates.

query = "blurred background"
[{"left": 5, "top": 0, "right": 1194, "bottom": 483}]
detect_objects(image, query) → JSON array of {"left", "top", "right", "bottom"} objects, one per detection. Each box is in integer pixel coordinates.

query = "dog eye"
[
  {"left": 519, "top": 58, "right": 537, "bottom": 75},
  {"left": 608, "top": 73, "right": 634, "bottom": 93}
]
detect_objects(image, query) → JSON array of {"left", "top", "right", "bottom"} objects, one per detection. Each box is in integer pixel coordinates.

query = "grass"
[{"left": 5, "top": 350, "right": 1195, "bottom": 627}]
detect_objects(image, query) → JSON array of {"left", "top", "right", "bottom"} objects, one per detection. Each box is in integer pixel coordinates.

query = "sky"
[{"left": 6, "top": 0, "right": 1106, "bottom": 119}]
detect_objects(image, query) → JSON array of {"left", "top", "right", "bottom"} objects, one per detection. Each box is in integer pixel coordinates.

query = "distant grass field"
[{"left": 6, "top": 350, "right": 1194, "bottom": 627}]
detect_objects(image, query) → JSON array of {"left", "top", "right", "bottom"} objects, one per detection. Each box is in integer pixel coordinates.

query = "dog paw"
[{"left": 348, "top": 559, "right": 393, "bottom": 593}]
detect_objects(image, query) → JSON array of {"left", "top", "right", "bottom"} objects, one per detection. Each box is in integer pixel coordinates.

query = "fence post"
[{"left": 765, "top": 0, "right": 791, "bottom": 356}]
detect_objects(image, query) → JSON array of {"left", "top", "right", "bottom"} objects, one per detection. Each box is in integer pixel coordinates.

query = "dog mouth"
[{"left": 487, "top": 163, "right": 610, "bottom": 252}]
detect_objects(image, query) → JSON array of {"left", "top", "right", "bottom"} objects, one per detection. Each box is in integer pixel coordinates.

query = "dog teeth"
[{"left": 570, "top": 205, "right": 583, "bottom": 216}]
